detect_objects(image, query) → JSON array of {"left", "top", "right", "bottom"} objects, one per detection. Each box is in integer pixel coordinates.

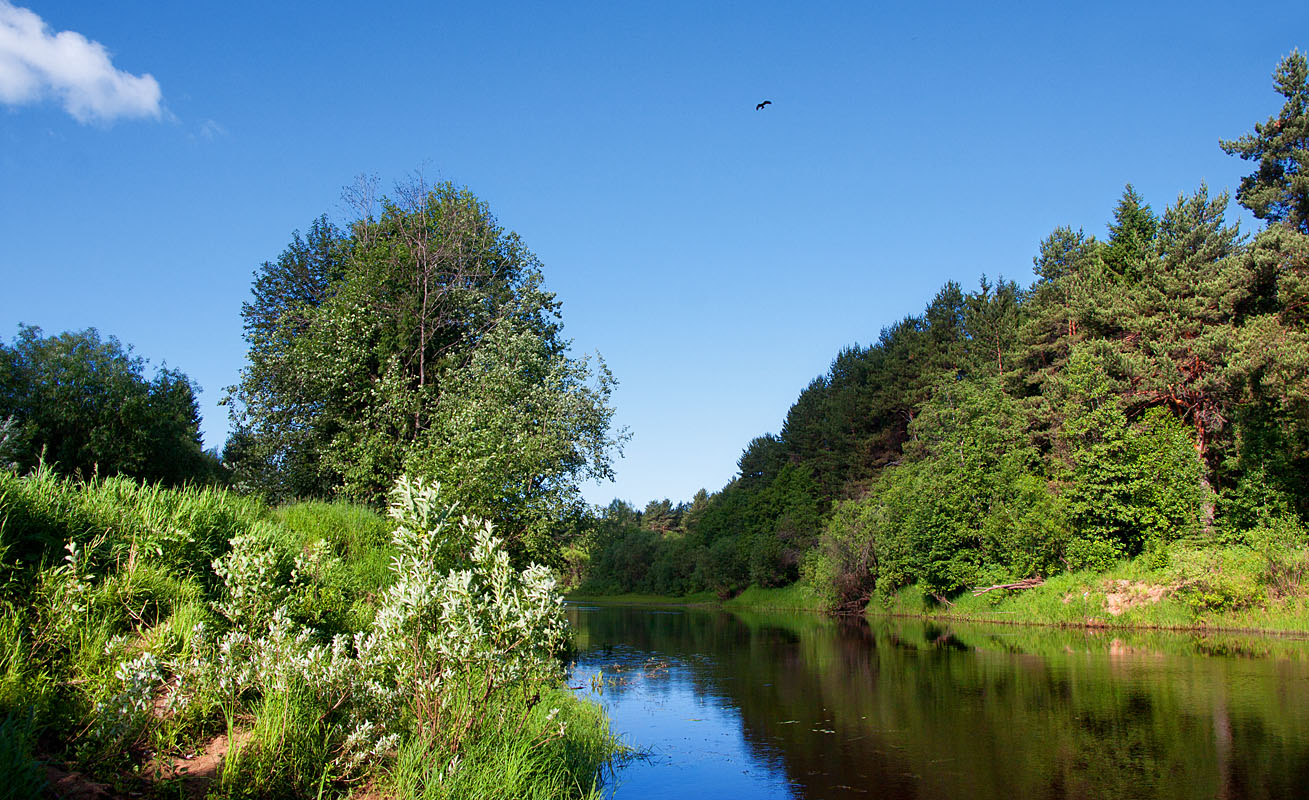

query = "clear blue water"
[{"left": 568, "top": 603, "right": 1309, "bottom": 800}]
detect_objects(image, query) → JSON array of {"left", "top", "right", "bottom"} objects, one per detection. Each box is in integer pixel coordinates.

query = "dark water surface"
[{"left": 566, "top": 603, "right": 1309, "bottom": 800}]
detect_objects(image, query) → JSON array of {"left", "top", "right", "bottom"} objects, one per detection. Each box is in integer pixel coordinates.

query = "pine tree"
[
  {"left": 1103, "top": 185, "right": 1158, "bottom": 282},
  {"left": 1221, "top": 51, "right": 1309, "bottom": 233},
  {"left": 1119, "top": 186, "right": 1247, "bottom": 530}
]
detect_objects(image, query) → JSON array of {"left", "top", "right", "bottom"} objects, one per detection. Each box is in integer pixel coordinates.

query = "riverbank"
[
  {"left": 570, "top": 545, "right": 1309, "bottom": 638},
  {"left": 0, "top": 467, "right": 619, "bottom": 800},
  {"left": 875, "top": 555, "right": 1309, "bottom": 636},
  {"left": 569, "top": 582, "right": 824, "bottom": 613}
]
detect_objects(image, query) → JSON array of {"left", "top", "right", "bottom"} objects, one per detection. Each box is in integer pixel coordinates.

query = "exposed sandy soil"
[
  {"left": 144, "top": 729, "right": 251, "bottom": 799},
  {"left": 1103, "top": 579, "right": 1171, "bottom": 616}
]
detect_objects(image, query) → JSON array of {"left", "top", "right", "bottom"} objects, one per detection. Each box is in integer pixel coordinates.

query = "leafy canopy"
[
  {"left": 227, "top": 179, "right": 623, "bottom": 562},
  {"left": 0, "top": 325, "right": 213, "bottom": 485}
]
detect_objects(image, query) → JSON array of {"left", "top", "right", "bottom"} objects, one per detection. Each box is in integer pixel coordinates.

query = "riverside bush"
[
  {"left": 1167, "top": 547, "right": 1264, "bottom": 612},
  {"left": 0, "top": 470, "right": 614, "bottom": 798},
  {"left": 195, "top": 476, "right": 576, "bottom": 786}
]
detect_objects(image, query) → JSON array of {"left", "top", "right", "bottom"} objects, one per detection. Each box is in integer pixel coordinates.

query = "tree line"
[
  {"left": 2, "top": 177, "right": 624, "bottom": 568},
  {"left": 0, "top": 325, "right": 218, "bottom": 484},
  {"left": 579, "top": 51, "right": 1309, "bottom": 608}
]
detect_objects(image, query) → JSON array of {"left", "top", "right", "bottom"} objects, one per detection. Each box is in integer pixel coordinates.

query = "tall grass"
[
  {"left": 273, "top": 501, "right": 394, "bottom": 633},
  {"left": 389, "top": 688, "right": 620, "bottom": 800},
  {"left": 219, "top": 686, "right": 334, "bottom": 798},
  {"left": 0, "top": 467, "right": 618, "bottom": 799},
  {"left": 0, "top": 463, "right": 265, "bottom": 592}
]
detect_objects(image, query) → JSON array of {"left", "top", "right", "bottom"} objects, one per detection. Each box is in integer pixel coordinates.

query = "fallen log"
[{"left": 971, "top": 576, "right": 1044, "bottom": 596}]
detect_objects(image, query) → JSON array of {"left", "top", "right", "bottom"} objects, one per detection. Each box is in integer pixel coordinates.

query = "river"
[{"left": 566, "top": 603, "right": 1309, "bottom": 799}]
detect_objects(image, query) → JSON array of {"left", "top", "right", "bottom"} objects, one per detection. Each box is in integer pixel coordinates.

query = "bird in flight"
[{"left": 756, "top": 100, "right": 772, "bottom": 110}]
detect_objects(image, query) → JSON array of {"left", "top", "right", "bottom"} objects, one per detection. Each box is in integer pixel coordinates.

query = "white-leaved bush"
[
  {"left": 211, "top": 523, "right": 288, "bottom": 629},
  {"left": 191, "top": 475, "right": 569, "bottom": 777},
  {"left": 83, "top": 652, "right": 162, "bottom": 756}
]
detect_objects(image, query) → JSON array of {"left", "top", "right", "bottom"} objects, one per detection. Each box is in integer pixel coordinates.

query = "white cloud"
[{"left": 0, "top": 1, "right": 161, "bottom": 123}]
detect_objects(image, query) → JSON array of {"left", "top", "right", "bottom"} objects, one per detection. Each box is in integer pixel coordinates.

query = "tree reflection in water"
[{"left": 569, "top": 603, "right": 1309, "bottom": 800}]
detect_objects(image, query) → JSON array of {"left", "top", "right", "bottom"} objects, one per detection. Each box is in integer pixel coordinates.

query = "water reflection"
[{"left": 568, "top": 604, "right": 1309, "bottom": 800}]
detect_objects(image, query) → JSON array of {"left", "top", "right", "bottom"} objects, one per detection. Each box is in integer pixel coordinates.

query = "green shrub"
[
  {"left": 694, "top": 536, "right": 748, "bottom": 598},
  {"left": 803, "top": 499, "right": 877, "bottom": 611},
  {"left": 1064, "top": 537, "right": 1124, "bottom": 572},
  {"left": 1170, "top": 547, "right": 1264, "bottom": 612},
  {"left": 1247, "top": 514, "right": 1309, "bottom": 599}
]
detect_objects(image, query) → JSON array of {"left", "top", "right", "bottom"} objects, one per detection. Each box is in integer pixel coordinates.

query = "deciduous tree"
[
  {"left": 0, "top": 326, "right": 212, "bottom": 484},
  {"left": 227, "top": 179, "right": 623, "bottom": 559}
]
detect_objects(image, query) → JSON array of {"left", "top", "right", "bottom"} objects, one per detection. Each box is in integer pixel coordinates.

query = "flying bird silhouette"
[{"left": 756, "top": 100, "right": 772, "bottom": 110}]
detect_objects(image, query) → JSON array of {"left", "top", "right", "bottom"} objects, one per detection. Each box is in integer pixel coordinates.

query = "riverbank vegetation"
[
  {"left": 0, "top": 466, "right": 617, "bottom": 799},
  {"left": 223, "top": 178, "right": 623, "bottom": 567},
  {"left": 1, "top": 179, "right": 625, "bottom": 797},
  {"left": 576, "top": 52, "right": 1309, "bottom": 631}
]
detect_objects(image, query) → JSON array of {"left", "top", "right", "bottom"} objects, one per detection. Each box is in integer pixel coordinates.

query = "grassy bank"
[
  {"left": 568, "top": 583, "right": 825, "bottom": 613},
  {"left": 567, "top": 591, "right": 719, "bottom": 607},
  {"left": 573, "top": 540, "right": 1309, "bottom": 638},
  {"left": 0, "top": 466, "right": 619, "bottom": 800},
  {"left": 874, "top": 546, "right": 1309, "bottom": 635}
]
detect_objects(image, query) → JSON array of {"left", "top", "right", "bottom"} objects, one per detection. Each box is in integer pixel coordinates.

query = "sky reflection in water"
[{"left": 567, "top": 603, "right": 1309, "bottom": 800}]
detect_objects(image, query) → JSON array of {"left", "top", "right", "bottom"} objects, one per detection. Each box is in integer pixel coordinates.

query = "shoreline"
[{"left": 566, "top": 588, "right": 1309, "bottom": 640}]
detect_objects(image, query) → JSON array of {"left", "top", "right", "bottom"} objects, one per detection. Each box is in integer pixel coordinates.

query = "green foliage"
[
  {"left": 645, "top": 534, "right": 699, "bottom": 597},
  {"left": 228, "top": 181, "right": 623, "bottom": 565},
  {"left": 743, "top": 463, "right": 821, "bottom": 587},
  {"left": 585, "top": 526, "right": 658, "bottom": 595},
  {"left": 1170, "top": 546, "right": 1265, "bottom": 613},
  {"left": 869, "top": 376, "right": 1063, "bottom": 596},
  {"left": 218, "top": 686, "right": 334, "bottom": 798},
  {"left": 389, "top": 689, "right": 616, "bottom": 800},
  {"left": 275, "top": 501, "right": 393, "bottom": 633},
  {"left": 0, "top": 470, "right": 616, "bottom": 798},
  {"left": 1102, "top": 185, "right": 1157, "bottom": 282},
  {"left": 0, "top": 464, "right": 265, "bottom": 595},
  {"left": 578, "top": 54, "right": 1309, "bottom": 616},
  {"left": 696, "top": 535, "right": 749, "bottom": 599},
  {"left": 1059, "top": 349, "right": 1205, "bottom": 560},
  {"left": 0, "top": 325, "right": 217, "bottom": 485},
  {"left": 802, "top": 498, "right": 878, "bottom": 611},
  {"left": 1222, "top": 50, "right": 1309, "bottom": 233},
  {"left": 736, "top": 433, "right": 786, "bottom": 489},
  {"left": 1245, "top": 513, "right": 1309, "bottom": 599},
  {"left": 401, "top": 318, "right": 619, "bottom": 565}
]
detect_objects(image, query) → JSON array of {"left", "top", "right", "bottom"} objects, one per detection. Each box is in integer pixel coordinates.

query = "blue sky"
[{"left": 1, "top": 1, "right": 1305, "bottom": 507}]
